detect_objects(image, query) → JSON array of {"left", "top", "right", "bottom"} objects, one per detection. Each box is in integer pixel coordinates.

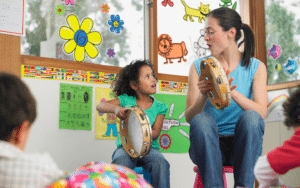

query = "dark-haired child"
[
  {"left": 0, "top": 72, "right": 64, "bottom": 188},
  {"left": 97, "top": 60, "right": 170, "bottom": 188},
  {"left": 254, "top": 85, "right": 300, "bottom": 187}
]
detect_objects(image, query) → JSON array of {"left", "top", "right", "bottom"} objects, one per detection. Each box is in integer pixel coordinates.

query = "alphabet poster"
[
  {"left": 95, "top": 87, "right": 120, "bottom": 140},
  {"left": 59, "top": 83, "right": 93, "bottom": 130}
]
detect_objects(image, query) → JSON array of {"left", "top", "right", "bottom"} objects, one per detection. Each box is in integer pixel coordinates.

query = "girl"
[
  {"left": 96, "top": 60, "right": 170, "bottom": 188},
  {"left": 185, "top": 7, "right": 267, "bottom": 187},
  {"left": 254, "top": 85, "right": 300, "bottom": 187}
]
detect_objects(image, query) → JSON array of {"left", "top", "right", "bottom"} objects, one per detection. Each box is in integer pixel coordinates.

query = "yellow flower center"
[{"left": 113, "top": 21, "right": 119, "bottom": 28}]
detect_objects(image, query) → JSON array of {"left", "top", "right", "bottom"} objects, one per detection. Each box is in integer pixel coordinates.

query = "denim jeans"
[
  {"left": 112, "top": 146, "right": 170, "bottom": 188},
  {"left": 189, "top": 110, "right": 265, "bottom": 188}
]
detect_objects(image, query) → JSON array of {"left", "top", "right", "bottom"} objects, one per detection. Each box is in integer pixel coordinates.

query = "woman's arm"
[
  {"left": 151, "top": 114, "right": 165, "bottom": 140},
  {"left": 96, "top": 98, "right": 127, "bottom": 120},
  {"left": 185, "top": 64, "right": 210, "bottom": 123},
  {"left": 230, "top": 62, "right": 268, "bottom": 119}
]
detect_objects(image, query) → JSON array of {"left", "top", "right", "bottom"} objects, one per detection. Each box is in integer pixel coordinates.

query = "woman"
[{"left": 185, "top": 7, "right": 267, "bottom": 187}]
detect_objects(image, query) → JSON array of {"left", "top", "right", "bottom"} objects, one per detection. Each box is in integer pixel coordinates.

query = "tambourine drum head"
[
  {"left": 200, "top": 57, "right": 231, "bottom": 109},
  {"left": 127, "top": 111, "right": 144, "bottom": 156}
]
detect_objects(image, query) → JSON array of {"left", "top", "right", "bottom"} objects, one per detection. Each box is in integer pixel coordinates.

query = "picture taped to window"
[{"left": 157, "top": 0, "right": 240, "bottom": 77}]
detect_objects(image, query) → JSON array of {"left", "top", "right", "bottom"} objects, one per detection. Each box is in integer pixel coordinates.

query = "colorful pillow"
[{"left": 47, "top": 161, "right": 152, "bottom": 188}]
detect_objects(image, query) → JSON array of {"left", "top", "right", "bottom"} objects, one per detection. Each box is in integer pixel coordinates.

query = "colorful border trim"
[
  {"left": 159, "top": 80, "right": 188, "bottom": 94},
  {"left": 21, "top": 65, "right": 116, "bottom": 85}
]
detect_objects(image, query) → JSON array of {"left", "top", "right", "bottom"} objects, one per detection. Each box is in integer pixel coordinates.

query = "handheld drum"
[
  {"left": 119, "top": 106, "right": 152, "bottom": 158},
  {"left": 200, "top": 56, "right": 231, "bottom": 109}
]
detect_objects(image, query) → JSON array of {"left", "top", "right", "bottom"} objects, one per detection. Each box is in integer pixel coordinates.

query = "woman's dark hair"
[
  {"left": 112, "top": 60, "right": 157, "bottom": 97},
  {"left": 282, "top": 85, "right": 300, "bottom": 128},
  {"left": 0, "top": 72, "right": 37, "bottom": 141},
  {"left": 207, "top": 7, "right": 255, "bottom": 69}
]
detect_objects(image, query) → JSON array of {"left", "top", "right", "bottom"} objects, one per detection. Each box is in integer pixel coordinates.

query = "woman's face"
[{"left": 204, "top": 16, "right": 230, "bottom": 57}]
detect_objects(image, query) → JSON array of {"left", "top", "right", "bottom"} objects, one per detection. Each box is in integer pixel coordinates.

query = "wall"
[
  {"left": 263, "top": 121, "right": 300, "bottom": 187},
  {"left": 22, "top": 77, "right": 300, "bottom": 187},
  {"left": 23, "top": 77, "right": 196, "bottom": 188}
]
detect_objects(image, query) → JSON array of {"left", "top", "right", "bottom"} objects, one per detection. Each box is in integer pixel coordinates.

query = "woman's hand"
[
  {"left": 224, "top": 69, "right": 237, "bottom": 91},
  {"left": 197, "top": 76, "right": 212, "bottom": 97},
  {"left": 114, "top": 106, "right": 127, "bottom": 120}
]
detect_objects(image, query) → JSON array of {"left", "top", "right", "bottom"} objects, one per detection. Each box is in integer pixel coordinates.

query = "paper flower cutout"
[
  {"left": 101, "top": 4, "right": 110, "bottom": 13},
  {"left": 59, "top": 15, "right": 102, "bottom": 62},
  {"left": 108, "top": 15, "right": 124, "bottom": 34},
  {"left": 65, "top": 0, "right": 74, "bottom": 5},
  {"left": 55, "top": 5, "right": 65, "bottom": 16},
  {"left": 106, "top": 48, "right": 115, "bottom": 58}
]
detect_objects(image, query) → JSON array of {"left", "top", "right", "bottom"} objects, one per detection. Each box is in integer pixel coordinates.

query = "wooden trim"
[
  {"left": 0, "top": 34, "right": 21, "bottom": 77},
  {"left": 149, "top": 0, "right": 157, "bottom": 73},
  {"left": 249, "top": 0, "right": 267, "bottom": 66},
  {"left": 267, "top": 80, "right": 300, "bottom": 91},
  {"left": 156, "top": 73, "right": 188, "bottom": 83},
  {"left": 21, "top": 55, "right": 122, "bottom": 74}
]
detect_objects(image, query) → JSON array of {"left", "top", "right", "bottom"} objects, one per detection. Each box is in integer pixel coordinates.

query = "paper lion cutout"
[{"left": 158, "top": 34, "right": 188, "bottom": 64}]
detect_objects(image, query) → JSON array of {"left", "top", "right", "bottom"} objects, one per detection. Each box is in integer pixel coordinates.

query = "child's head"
[
  {"left": 112, "top": 60, "right": 157, "bottom": 97},
  {"left": 282, "top": 85, "right": 300, "bottom": 128},
  {"left": 206, "top": 7, "right": 255, "bottom": 69},
  {"left": 0, "top": 73, "right": 36, "bottom": 142}
]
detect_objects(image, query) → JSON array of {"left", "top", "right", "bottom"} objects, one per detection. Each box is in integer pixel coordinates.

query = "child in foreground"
[
  {"left": 97, "top": 60, "right": 170, "bottom": 188},
  {"left": 0, "top": 72, "right": 64, "bottom": 188},
  {"left": 254, "top": 85, "right": 300, "bottom": 187}
]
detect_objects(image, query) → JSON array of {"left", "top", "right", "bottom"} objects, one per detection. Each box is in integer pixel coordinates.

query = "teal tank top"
[{"left": 194, "top": 56, "right": 260, "bottom": 135}]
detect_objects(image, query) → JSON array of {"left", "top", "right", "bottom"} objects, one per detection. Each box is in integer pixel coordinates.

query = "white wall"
[
  {"left": 23, "top": 77, "right": 300, "bottom": 187},
  {"left": 23, "top": 77, "right": 196, "bottom": 188}
]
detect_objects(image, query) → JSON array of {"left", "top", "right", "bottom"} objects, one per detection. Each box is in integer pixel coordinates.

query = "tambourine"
[
  {"left": 120, "top": 106, "right": 152, "bottom": 158},
  {"left": 200, "top": 56, "right": 231, "bottom": 109}
]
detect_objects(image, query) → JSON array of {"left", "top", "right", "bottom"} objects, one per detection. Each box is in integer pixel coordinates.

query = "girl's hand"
[
  {"left": 197, "top": 76, "right": 212, "bottom": 97},
  {"left": 114, "top": 106, "right": 127, "bottom": 120},
  {"left": 224, "top": 69, "right": 237, "bottom": 91}
]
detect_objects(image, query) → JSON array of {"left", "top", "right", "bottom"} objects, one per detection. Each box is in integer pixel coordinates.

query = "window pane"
[
  {"left": 157, "top": 0, "right": 240, "bottom": 77},
  {"left": 21, "top": 0, "right": 144, "bottom": 67},
  {"left": 265, "top": 0, "right": 300, "bottom": 85}
]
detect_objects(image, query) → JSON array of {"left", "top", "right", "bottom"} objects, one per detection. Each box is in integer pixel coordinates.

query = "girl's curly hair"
[
  {"left": 112, "top": 60, "right": 157, "bottom": 97},
  {"left": 282, "top": 85, "right": 300, "bottom": 128}
]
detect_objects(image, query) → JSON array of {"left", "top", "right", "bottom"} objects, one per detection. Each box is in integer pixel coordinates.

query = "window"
[
  {"left": 252, "top": 0, "right": 300, "bottom": 90},
  {"left": 21, "top": 0, "right": 145, "bottom": 73}
]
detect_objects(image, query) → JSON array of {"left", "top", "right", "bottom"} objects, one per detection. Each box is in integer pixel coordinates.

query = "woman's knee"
[
  {"left": 190, "top": 112, "right": 216, "bottom": 132},
  {"left": 236, "top": 110, "right": 264, "bottom": 132}
]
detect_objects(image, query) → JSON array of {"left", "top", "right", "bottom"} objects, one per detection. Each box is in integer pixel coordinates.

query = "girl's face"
[
  {"left": 135, "top": 65, "right": 157, "bottom": 95},
  {"left": 204, "top": 16, "right": 230, "bottom": 57}
]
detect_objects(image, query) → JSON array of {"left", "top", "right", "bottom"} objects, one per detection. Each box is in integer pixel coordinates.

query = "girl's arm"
[
  {"left": 229, "top": 63, "right": 268, "bottom": 119},
  {"left": 185, "top": 64, "right": 210, "bottom": 123},
  {"left": 151, "top": 114, "right": 165, "bottom": 140},
  {"left": 96, "top": 98, "right": 127, "bottom": 120},
  {"left": 254, "top": 155, "right": 282, "bottom": 187}
]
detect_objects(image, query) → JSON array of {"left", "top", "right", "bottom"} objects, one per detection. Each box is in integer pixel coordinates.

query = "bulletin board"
[{"left": 157, "top": 0, "right": 240, "bottom": 77}]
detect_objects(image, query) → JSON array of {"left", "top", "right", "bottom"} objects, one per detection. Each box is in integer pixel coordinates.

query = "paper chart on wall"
[
  {"left": 265, "top": 89, "right": 289, "bottom": 123},
  {"left": 153, "top": 93, "right": 189, "bottom": 153},
  {"left": 95, "top": 87, "right": 119, "bottom": 140},
  {"left": 59, "top": 83, "right": 93, "bottom": 130},
  {"left": 0, "top": 0, "right": 25, "bottom": 36}
]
